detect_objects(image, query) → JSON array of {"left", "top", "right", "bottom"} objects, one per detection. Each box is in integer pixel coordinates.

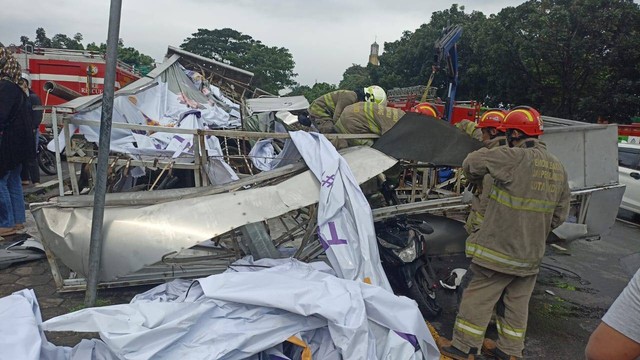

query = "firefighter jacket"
[
  {"left": 462, "top": 138, "right": 570, "bottom": 276},
  {"left": 464, "top": 136, "right": 508, "bottom": 239},
  {"left": 456, "top": 119, "right": 483, "bottom": 141},
  {"left": 308, "top": 90, "right": 358, "bottom": 123},
  {"left": 334, "top": 102, "right": 405, "bottom": 146}
]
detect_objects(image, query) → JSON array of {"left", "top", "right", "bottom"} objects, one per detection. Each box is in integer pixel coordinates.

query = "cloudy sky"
[{"left": 1, "top": 0, "right": 525, "bottom": 85}]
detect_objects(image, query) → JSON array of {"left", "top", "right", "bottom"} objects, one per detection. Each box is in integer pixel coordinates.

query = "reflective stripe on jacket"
[
  {"left": 462, "top": 139, "right": 571, "bottom": 276},
  {"left": 335, "top": 102, "right": 405, "bottom": 146},
  {"left": 308, "top": 90, "right": 357, "bottom": 123}
]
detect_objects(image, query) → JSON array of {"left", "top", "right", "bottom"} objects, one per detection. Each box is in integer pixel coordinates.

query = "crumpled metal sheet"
[
  {"left": 31, "top": 146, "right": 397, "bottom": 281},
  {"left": 0, "top": 239, "right": 46, "bottom": 270},
  {"left": 245, "top": 96, "right": 310, "bottom": 115},
  {"left": 372, "top": 112, "right": 483, "bottom": 167}
]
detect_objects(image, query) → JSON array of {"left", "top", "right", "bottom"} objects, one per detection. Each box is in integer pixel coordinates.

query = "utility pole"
[{"left": 84, "top": 0, "right": 122, "bottom": 307}]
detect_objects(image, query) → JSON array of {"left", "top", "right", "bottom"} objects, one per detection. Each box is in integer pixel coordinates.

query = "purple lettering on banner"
[
  {"left": 394, "top": 331, "right": 420, "bottom": 351},
  {"left": 318, "top": 221, "right": 348, "bottom": 250},
  {"left": 321, "top": 174, "right": 336, "bottom": 188}
]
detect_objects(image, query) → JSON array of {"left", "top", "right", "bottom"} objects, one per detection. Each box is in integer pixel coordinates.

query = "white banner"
[{"left": 289, "top": 131, "right": 391, "bottom": 290}]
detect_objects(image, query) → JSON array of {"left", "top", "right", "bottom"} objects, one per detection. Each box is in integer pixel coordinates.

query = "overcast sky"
[{"left": 1, "top": 0, "right": 525, "bottom": 85}]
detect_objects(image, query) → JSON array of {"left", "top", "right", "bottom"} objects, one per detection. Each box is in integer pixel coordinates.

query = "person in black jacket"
[
  {"left": 0, "top": 48, "right": 35, "bottom": 237},
  {"left": 19, "top": 72, "right": 43, "bottom": 186}
]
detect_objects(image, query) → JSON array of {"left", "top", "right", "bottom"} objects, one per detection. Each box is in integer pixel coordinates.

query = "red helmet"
[
  {"left": 412, "top": 103, "right": 440, "bottom": 118},
  {"left": 477, "top": 109, "right": 506, "bottom": 129},
  {"left": 501, "top": 106, "right": 543, "bottom": 136}
]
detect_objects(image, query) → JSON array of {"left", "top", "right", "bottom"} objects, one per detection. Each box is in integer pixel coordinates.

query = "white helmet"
[
  {"left": 20, "top": 72, "right": 31, "bottom": 88},
  {"left": 364, "top": 85, "right": 387, "bottom": 106}
]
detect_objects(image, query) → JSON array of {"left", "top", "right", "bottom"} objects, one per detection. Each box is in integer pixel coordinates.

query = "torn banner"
[
  {"left": 41, "top": 258, "right": 440, "bottom": 359},
  {"left": 0, "top": 289, "right": 114, "bottom": 360},
  {"left": 290, "top": 131, "right": 391, "bottom": 291}
]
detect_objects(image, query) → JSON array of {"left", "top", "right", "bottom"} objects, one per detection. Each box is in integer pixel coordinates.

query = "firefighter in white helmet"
[{"left": 303, "top": 86, "right": 387, "bottom": 133}]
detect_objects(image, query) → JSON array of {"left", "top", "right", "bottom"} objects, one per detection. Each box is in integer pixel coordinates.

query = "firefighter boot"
[
  {"left": 441, "top": 345, "right": 488, "bottom": 360},
  {"left": 482, "top": 338, "right": 521, "bottom": 360}
]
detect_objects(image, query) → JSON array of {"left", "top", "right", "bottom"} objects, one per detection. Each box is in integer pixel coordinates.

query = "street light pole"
[{"left": 84, "top": 0, "right": 122, "bottom": 307}]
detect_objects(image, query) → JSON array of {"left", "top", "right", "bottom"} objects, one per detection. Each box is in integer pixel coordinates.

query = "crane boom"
[{"left": 433, "top": 25, "right": 463, "bottom": 122}]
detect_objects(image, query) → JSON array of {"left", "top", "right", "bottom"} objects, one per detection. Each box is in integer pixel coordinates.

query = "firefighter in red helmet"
[{"left": 442, "top": 106, "right": 570, "bottom": 360}]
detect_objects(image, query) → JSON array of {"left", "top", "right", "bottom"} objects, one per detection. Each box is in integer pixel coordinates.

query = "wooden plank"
[
  {"left": 66, "top": 118, "right": 380, "bottom": 140},
  {"left": 64, "top": 123, "right": 80, "bottom": 195},
  {"left": 66, "top": 156, "right": 198, "bottom": 170}
]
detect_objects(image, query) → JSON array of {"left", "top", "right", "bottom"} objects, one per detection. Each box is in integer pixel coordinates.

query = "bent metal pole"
[{"left": 85, "top": 0, "right": 123, "bottom": 307}]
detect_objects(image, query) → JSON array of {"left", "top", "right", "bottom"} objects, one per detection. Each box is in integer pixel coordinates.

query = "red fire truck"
[
  {"left": 13, "top": 47, "right": 140, "bottom": 107},
  {"left": 386, "top": 85, "right": 482, "bottom": 125}
]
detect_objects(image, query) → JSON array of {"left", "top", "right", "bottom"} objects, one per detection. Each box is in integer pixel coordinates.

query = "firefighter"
[
  {"left": 334, "top": 101, "right": 405, "bottom": 146},
  {"left": 412, "top": 102, "right": 440, "bottom": 118},
  {"left": 454, "top": 109, "right": 508, "bottom": 318},
  {"left": 307, "top": 86, "right": 386, "bottom": 133},
  {"left": 441, "top": 106, "right": 571, "bottom": 360},
  {"left": 463, "top": 109, "right": 508, "bottom": 237}
]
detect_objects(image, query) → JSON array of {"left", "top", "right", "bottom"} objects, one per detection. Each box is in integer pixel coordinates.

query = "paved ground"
[
  {"left": 1, "top": 166, "right": 152, "bottom": 346},
  {"left": 430, "top": 214, "right": 640, "bottom": 358},
  {"left": 2, "top": 175, "right": 639, "bottom": 357}
]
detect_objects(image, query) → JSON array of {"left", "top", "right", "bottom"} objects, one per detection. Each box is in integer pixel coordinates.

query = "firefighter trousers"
[{"left": 451, "top": 263, "right": 537, "bottom": 357}]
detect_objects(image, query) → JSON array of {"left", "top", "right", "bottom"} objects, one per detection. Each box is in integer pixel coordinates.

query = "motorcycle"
[
  {"left": 37, "top": 132, "right": 57, "bottom": 175},
  {"left": 374, "top": 179, "right": 469, "bottom": 319},
  {"left": 375, "top": 216, "right": 442, "bottom": 319}
]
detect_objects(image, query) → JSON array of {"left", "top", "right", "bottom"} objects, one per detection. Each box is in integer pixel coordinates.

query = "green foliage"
[
  {"left": 118, "top": 45, "right": 154, "bottom": 70},
  {"left": 82, "top": 39, "right": 154, "bottom": 75},
  {"left": 288, "top": 82, "right": 337, "bottom": 103},
  {"left": 373, "top": 5, "right": 490, "bottom": 102},
  {"left": 85, "top": 42, "right": 103, "bottom": 52},
  {"left": 477, "top": 0, "right": 640, "bottom": 121},
  {"left": 18, "top": 29, "right": 156, "bottom": 75},
  {"left": 180, "top": 28, "right": 297, "bottom": 94},
  {"left": 341, "top": 1, "right": 640, "bottom": 122},
  {"left": 339, "top": 64, "right": 372, "bottom": 90},
  {"left": 20, "top": 36, "right": 31, "bottom": 46},
  {"left": 35, "top": 27, "right": 51, "bottom": 48},
  {"left": 51, "top": 33, "right": 84, "bottom": 50}
]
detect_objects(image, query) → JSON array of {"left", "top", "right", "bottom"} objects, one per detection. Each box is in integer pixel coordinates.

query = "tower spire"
[{"left": 369, "top": 38, "right": 380, "bottom": 66}]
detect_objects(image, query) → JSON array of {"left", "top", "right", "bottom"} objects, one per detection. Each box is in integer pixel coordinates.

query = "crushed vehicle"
[{"left": 32, "top": 45, "right": 624, "bottom": 319}]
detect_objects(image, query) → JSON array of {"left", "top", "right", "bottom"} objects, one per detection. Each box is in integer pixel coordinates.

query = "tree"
[
  {"left": 91, "top": 39, "right": 155, "bottom": 75},
  {"left": 339, "top": 64, "right": 372, "bottom": 90},
  {"left": 181, "top": 28, "right": 297, "bottom": 94},
  {"left": 343, "top": 1, "right": 640, "bottom": 122},
  {"left": 118, "top": 45, "right": 154, "bottom": 72},
  {"left": 35, "top": 27, "right": 51, "bottom": 48},
  {"left": 481, "top": 0, "right": 640, "bottom": 121},
  {"left": 372, "top": 5, "right": 490, "bottom": 101},
  {"left": 19, "top": 28, "right": 156, "bottom": 76},
  {"left": 288, "top": 82, "right": 337, "bottom": 103},
  {"left": 51, "top": 33, "right": 84, "bottom": 50},
  {"left": 85, "top": 42, "right": 103, "bottom": 52},
  {"left": 20, "top": 36, "right": 33, "bottom": 47}
]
